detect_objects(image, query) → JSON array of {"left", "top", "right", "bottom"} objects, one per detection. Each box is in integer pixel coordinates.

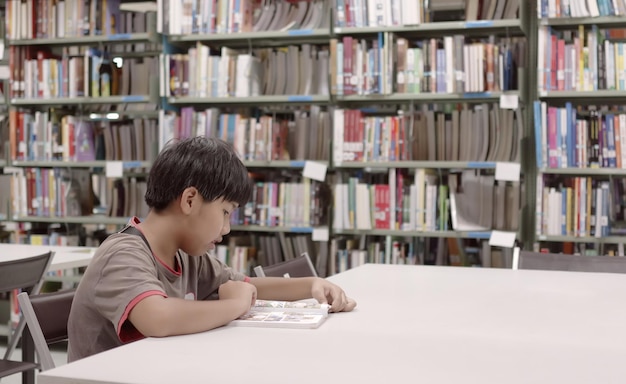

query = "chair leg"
[
  {"left": 3, "top": 317, "right": 25, "bottom": 360},
  {"left": 21, "top": 327, "right": 36, "bottom": 384}
]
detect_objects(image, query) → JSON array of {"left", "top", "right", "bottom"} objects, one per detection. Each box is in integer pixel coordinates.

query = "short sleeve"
[
  {"left": 93, "top": 234, "right": 167, "bottom": 342},
  {"left": 195, "top": 253, "right": 248, "bottom": 301}
]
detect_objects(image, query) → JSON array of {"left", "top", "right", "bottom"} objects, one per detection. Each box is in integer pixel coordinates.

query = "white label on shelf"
[
  {"left": 303, "top": 161, "right": 327, "bottom": 182},
  {"left": 18, "top": 142, "right": 26, "bottom": 154},
  {"left": 489, "top": 230, "right": 516, "bottom": 248},
  {"left": 312, "top": 227, "right": 330, "bottom": 242},
  {"left": 499, "top": 94, "right": 518, "bottom": 110},
  {"left": 269, "top": 207, "right": 282, "bottom": 217},
  {"left": 2, "top": 166, "right": 21, "bottom": 173},
  {"left": 495, "top": 162, "right": 521, "bottom": 182},
  {"left": 106, "top": 161, "right": 124, "bottom": 178},
  {"left": 0, "top": 65, "right": 9, "bottom": 79}
]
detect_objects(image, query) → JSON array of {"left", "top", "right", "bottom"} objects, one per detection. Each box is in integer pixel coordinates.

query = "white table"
[
  {"left": 0, "top": 243, "right": 95, "bottom": 271},
  {"left": 38, "top": 264, "right": 626, "bottom": 384}
]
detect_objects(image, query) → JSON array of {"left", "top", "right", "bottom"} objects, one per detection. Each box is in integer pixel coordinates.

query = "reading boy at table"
[{"left": 67, "top": 137, "right": 357, "bottom": 362}]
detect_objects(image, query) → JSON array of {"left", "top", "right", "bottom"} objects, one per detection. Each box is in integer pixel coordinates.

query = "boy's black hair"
[{"left": 145, "top": 136, "right": 252, "bottom": 211}]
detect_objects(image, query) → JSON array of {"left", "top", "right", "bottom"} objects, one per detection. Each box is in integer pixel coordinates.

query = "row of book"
[
  {"left": 538, "top": 0, "right": 626, "bottom": 18},
  {"left": 5, "top": 0, "right": 123, "bottom": 40},
  {"left": 162, "top": 0, "right": 330, "bottom": 36},
  {"left": 160, "top": 107, "right": 331, "bottom": 162},
  {"left": 4, "top": 168, "right": 93, "bottom": 218},
  {"left": 330, "top": 35, "right": 525, "bottom": 96},
  {"left": 7, "top": 111, "right": 159, "bottom": 163},
  {"left": 328, "top": 237, "right": 514, "bottom": 275},
  {"left": 3, "top": 168, "right": 150, "bottom": 220},
  {"left": 536, "top": 176, "right": 611, "bottom": 237},
  {"left": 10, "top": 47, "right": 157, "bottom": 101},
  {"left": 164, "top": 44, "right": 330, "bottom": 98},
  {"left": 538, "top": 241, "right": 625, "bottom": 257},
  {"left": 332, "top": 169, "right": 521, "bottom": 232},
  {"left": 229, "top": 178, "right": 330, "bottom": 228},
  {"left": 537, "top": 26, "right": 626, "bottom": 92},
  {"left": 335, "top": 0, "right": 520, "bottom": 28},
  {"left": 334, "top": 103, "right": 522, "bottom": 164},
  {"left": 533, "top": 102, "right": 626, "bottom": 169},
  {"left": 215, "top": 232, "right": 322, "bottom": 276}
]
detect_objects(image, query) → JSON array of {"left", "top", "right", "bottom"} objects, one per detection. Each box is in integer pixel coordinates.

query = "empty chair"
[
  {"left": 0, "top": 251, "right": 54, "bottom": 382},
  {"left": 253, "top": 253, "right": 318, "bottom": 278},
  {"left": 17, "top": 289, "right": 75, "bottom": 371},
  {"left": 513, "top": 247, "right": 626, "bottom": 274}
]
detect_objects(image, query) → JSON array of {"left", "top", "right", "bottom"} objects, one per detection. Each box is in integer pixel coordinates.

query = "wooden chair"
[
  {"left": 513, "top": 247, "right": 626, "bottom": 274},
  {"left": 253, "top": 253, "right": 318, "bottom": 278},
  {"left": 17, "top": 289, "right": 75, "bottom": 372},
  {"left": 0, "top": 251, "right": 54, "bottom": 383}
]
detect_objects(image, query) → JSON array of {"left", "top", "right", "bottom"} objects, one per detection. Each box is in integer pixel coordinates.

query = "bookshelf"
[
  {"left": 533, "top": 0, "right": 626, "bottom": 256},
  {"left": 1, "top": 2, "right": 160, "bottom": 246},
  {"left": 1, "top": 0, "right": 534, "bottom": 276}
]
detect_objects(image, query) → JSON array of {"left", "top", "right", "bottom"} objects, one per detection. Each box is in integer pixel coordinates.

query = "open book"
[{"left": 230, "top": 299, "right": 330, "bottom": 329}]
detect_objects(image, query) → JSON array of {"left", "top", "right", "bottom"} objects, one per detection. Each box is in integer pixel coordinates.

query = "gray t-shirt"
[{"left": 67, "top": 229, "right": 247, "bottom": 362}]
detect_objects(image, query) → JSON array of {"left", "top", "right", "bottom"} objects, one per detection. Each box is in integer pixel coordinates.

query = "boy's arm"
[
  {"left": 250, "top": 277, "right": 357, "bottom": 312},
  {"left": 128, "top": 280, "right": 256, "bottom": 337}
]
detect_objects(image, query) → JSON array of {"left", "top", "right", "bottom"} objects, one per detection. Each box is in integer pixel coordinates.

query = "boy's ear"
[{"left": 180, "top": 187, "right": 199, "bottom": 214}]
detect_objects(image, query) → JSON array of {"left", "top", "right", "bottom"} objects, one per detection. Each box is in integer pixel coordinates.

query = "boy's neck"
[{"left": 137, "top": 212, "right": 180, "bottom": 270}]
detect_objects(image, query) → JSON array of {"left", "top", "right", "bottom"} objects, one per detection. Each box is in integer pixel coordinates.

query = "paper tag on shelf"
[
  {"left": 302, "top": 161, "right": 327, "bottom": 182},
  {"left": 489, "top": 231, "right": 516, "bottom": 248},
  {"left": 312, "top": 227, "right": 329, "bottom": 242},
  {"left": 495, "top": 162, "right": 521, "bottom": 182},
  {"left": 499, "top": 94, "right": 518, "bottom": 110},
  {"left": 0, "top": 64, "right": 9, "bottom": 80},
  {"left": 106, "top": 161, "right": 124, "bottom": 178}
]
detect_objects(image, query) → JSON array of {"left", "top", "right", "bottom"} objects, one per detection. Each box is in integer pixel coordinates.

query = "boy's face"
[{"left": 182, "top": 193, "right": 237, "bottom": 256}]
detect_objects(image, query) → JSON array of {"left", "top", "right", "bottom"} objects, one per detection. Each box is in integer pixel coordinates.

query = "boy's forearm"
[
  {"left": 249, "top": 277, "right": 317, "bottom": 301},
  {"left": 129, "top": 295, "right": 249, "bottom": 337}
]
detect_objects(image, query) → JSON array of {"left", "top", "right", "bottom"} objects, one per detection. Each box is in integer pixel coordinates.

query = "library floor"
[{"left": 0, "top": 338, "right": 68, "bottom": 384}]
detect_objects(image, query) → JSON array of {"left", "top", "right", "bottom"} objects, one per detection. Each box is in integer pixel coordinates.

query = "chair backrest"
[
  {"left": 0, "top": 251, "right": 54, "bottom": 293},
  {"left": 513, "top": 248, "right": 626, "bottom": 274},
  {"left": 254, "top": 253, "right": 318, "bottom": 278},
  {"left": 17, "top": 289, "right": 75, "bottom": 371}
]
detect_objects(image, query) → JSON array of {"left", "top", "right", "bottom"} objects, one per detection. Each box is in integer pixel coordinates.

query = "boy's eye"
[{"left": 224, "top": 210, "right": 230, "bottom": 216}]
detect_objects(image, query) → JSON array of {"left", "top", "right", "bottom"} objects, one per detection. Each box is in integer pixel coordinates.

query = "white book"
[
  {"left": 620, "top": 114, "right": 626, "bottom": 168},
  {"left": 444, "top": 36, "right": 454, "bottom": 93},
  {"left": 333, "top": 109, "right": 345, "bottom": 165},
  {"left": 402, "top": 0, "right": 420, "bottom": 25},
  {"left": 355, "top": 183, "right": 372, "bottom": 230}
]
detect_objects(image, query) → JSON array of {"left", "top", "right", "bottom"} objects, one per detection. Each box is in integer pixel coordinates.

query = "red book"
[{"left": 374, "top": 184, "right": 390, "bottom": 229}]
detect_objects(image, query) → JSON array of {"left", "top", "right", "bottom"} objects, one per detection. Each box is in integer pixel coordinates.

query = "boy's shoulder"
[{"left": 91, "top": 232, "right": 153, "bottom": 265}]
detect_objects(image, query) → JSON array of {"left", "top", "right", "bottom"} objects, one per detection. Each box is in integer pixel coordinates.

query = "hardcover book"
[{"left": 230, "top": 299, "right": 330, "bottom": 329}]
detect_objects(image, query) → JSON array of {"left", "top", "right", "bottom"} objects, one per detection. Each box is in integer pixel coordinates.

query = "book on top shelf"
[{"left": 229, "top": 299, "right": 330, "bottom": 329}]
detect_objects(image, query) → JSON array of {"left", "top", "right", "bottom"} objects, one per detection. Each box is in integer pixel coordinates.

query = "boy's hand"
[
  {"left": 311, "top": 278, "right": 357, "bottom": 313},
  {"left": 218, "top": 280, "right": 257, "bottom": 314}
]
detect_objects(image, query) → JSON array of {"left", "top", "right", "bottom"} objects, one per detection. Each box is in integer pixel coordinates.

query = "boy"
[{"left": 67, "top": 137, "right": 356, "bottom": 362}]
